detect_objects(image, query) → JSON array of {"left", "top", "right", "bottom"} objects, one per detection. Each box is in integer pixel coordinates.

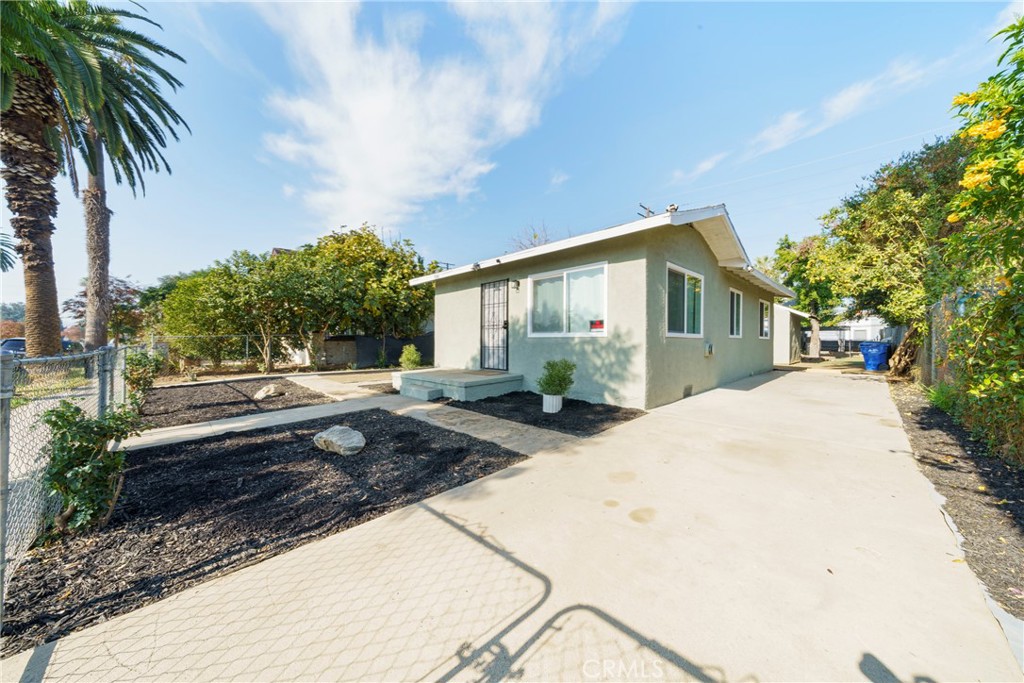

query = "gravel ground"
[
  {"left": 890, "top": 381, "right": 1024, "bottom": 620},
  {"left": 141, "top": 377, "right": 333, "bottom": 429},
  {"left": 0, "top": 409, "right": 525, "bottom": 657},
  {"left": 438, "top": 391, "right": 644, "bottom": 437}
]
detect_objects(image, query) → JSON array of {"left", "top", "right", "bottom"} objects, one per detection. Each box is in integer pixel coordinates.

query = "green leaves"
[
  {"left": 158, "top": 225, "right": 439, "bottom": 370},
  {"left": 42, "top": 399, "right": 141, "bottom": 533}
]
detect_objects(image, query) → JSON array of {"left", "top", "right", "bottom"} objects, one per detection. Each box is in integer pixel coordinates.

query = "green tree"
[
  {"left": 766, "top": 235, "right": 842, "bottom": 358},
  {"left": 319, "top": 226, "right": 438, "bottom": 358},
  {"left": 1, "top": 302, "right": 26, "bottom": 322},
  {"left": 816, "top": 136, "right": 971, "bottom": 374},
  {"left": 160, "top": 269, "right": 246, "bottom": 368},
  {"left": 62, "top": 276, "right": 143, "bottom": 345}
]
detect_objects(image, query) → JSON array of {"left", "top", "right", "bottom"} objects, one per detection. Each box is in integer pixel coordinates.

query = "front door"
[{"left": 480, "top": 279, "right": 508, "bottom": 371}]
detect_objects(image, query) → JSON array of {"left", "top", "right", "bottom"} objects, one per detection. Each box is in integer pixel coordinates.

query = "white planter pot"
[
  {"left": 542, "top": 394, "right": 563, "bottom": 414},
  {"left": 391, "top": 371, "right": 403, "bottom": 390}
]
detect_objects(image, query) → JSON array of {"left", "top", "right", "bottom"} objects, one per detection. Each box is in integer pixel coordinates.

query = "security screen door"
[{"left": 480, "top": 279, "right": 508, "bottom": 371}]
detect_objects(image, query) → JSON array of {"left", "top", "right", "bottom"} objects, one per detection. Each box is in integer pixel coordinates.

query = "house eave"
[{"left": 410, "top": 203, "right": 794, "bottom": 299}]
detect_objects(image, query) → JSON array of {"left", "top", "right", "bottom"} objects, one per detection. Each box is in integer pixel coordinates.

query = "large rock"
[
  {"left": 254, "top": 384, "right": 284, "bottom": 400},
  {"left": 313, "top": 426, "right": 366, "bottom": 456}
]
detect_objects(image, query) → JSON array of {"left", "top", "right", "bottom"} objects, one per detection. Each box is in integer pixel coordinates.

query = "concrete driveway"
[{"left": 4, "top": 371, "right": 1018, "bottom": 681}]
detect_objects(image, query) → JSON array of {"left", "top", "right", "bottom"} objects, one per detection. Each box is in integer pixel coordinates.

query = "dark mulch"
[
  {"left": 1, "top": 409, "right": 525, "bottom": 657},
  {"left": 890, "top": 382, "right": 1024, "bottom": 620},
  {"left": 141, "top": 377, "right": 334, "bottom": 429},
  {"left": 437, "top": 391, "right": 644, "bottom": 437}
]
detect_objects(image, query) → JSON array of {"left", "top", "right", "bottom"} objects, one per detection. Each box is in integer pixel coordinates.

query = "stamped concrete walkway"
[{"left": 5, "top": 371, "right": 1019, "bottom": 681}]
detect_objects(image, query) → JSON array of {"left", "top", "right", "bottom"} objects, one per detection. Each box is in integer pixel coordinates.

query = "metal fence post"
[
  {"left": 1, "top": 351, "right": 15, "bottom": 627},
  {"left": 97, "top": 346, "right": 110, "bottom": 417}
]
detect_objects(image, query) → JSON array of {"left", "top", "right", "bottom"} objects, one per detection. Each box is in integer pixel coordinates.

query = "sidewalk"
[{"left": 121, "top": 390, "right": 577, "bottom": 457}]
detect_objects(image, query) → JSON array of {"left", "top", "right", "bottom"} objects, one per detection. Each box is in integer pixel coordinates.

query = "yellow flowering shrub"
[{"left": 944, "top": 17, "right": 1024, "bottom": 466}]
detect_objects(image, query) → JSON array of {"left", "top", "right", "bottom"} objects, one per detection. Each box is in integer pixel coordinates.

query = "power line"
[{"left": 679, "top": 124, "right": 954, "bottom": 196}]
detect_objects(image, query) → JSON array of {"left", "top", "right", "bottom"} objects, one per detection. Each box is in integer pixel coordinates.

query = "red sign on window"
[{"left": 590, "top": 320, "right": 605, "bottom": 331}]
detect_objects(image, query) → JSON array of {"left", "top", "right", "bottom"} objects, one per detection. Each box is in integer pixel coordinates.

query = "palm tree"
[
  {"left": 1, "top": 233, "right": 17, "bottom": 272},
  {"left": 1, "top": 0, "right": 103, "bottom": 356},
  {"left": 57, "top": 9, "right": 187, "bottom": 349},
  {"left": 0, "top": 1, "right": 182, "bottom": 355}
]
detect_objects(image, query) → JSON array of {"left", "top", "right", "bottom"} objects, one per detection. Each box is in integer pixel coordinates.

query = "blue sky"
[{"left": 1, "top": 1, "right": 1021, "bottom": 317}]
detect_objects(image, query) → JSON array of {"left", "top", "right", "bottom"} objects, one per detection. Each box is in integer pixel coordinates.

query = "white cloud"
[
  {"left": 282, "top": 184, "right": 296, "bottom": 199},
  {"left": 745, "top": 0, "right": 1019, "bottom": 161},
  {"left": 746, "top": 57, "right": 933, "bottom": 157},
  {"left": 990, "top": 1, "right": 1023, "bottom": 35},
  {"left": 259, "top": 2, "right": 630, "bottom": 228},
  {"left": 749, "top": 111, "right": 810, "bottom": 156},
  {"left": 549, "top": 170, "right": 570, "bottom": 190},
  {"left": 669, "top": 151, "right": 729, "bottom": 185}
]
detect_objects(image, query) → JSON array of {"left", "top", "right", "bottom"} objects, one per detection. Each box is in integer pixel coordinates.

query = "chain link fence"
[
  {"left": 1, "top": 345, "right": 133, "bottom": 618},
  {"left": 148, "top": 334, "right": 310, "bottom": 377}
]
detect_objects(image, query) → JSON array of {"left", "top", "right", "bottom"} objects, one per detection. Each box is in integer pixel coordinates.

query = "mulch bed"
[
  {"left": 890, "top": 382, "right": 1024, "bottom": 620},
  {"left": 437, "top": 391, "right": 644, "bottom": 437},
  {"left": 1, "top": 409, "right": 525, "bottom": 657},
  {"left": 141, "top": 377, "right": 334, "bottom": 429}
]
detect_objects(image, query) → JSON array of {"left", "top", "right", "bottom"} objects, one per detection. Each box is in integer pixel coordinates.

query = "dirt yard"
[
  {"left": 141, "top": 377, "right": 334, "bottom": 429},
  {"left": 1, "top": 409, "right": 525, "bottom": 656},
  {"left": 890, "top": 381, "right": 1024, "bottom": 620},
  {"left": 438, "top": 391, "right": 644, "bottom": 437}
]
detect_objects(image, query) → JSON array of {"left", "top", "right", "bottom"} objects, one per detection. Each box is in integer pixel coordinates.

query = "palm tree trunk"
[
  {"left": 0, "top": 64, "right": 63, "bottom": 357},
  {"left": 83, "top": 124, "right": 111, "bottom": 350}
]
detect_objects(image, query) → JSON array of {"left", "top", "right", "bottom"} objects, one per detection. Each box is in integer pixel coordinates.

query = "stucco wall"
[
  {"left": 644, "top": 224, "right": 775, "bottom": 408},
  {"left": 433, "top": 235, "right": 649, "bottom": 408},
  {"left": 772, "top": 307, "right": 804, "bottom": 364}
]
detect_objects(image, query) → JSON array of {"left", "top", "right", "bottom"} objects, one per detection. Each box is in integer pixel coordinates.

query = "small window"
[
  {"left": 729, "top": 289, "right": 742, "bottom": 338},
  {"left": 667, "top": 264, "right": 703, "bottom": 337},
  {"left": 759, "top": 300, "right": 771, "bottom": 339},
  {"left": 529, "top": 263, "right": 607, "bottom": 336}
]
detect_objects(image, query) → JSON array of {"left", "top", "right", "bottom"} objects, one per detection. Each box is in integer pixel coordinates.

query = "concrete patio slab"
[{"left": 5, "top": 371, "right": 1018, "bottom": 681}]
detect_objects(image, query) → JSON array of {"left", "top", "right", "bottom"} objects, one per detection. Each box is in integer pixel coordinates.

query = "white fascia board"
[
  {"left": 409, "top": 205, "right": 729, "bottom": 286},
  {"left": 750, "top": 268, "right": 796, "bottom": 298},
  {"left": 774, "top": 303, "right": 812, "bottom": 319}
]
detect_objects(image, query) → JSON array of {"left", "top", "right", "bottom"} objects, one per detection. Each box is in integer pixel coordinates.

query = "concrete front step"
[
  {"left": 403, "top": 385, "right": 443, "bottom": 401},
  {"left": 398, "top": 369, "right": 524, "bottom": 401}
]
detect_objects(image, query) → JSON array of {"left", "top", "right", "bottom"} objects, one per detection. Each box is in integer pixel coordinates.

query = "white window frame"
[
  {"left": 666, "top": 262, "right": 704, "bottom": 339},
  {"left": 527, "top": 262, "right": 608, "bottom": 338},
  {"left": 759, "top": 299, "right": 771, "bottom": 339},
  {"left": 728, "top": 288, "right": 743, "bottom": 338}
]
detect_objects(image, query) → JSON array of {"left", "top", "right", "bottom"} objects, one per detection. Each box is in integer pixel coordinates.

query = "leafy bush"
[
  {"left": 537, "top": 359, "right": 576, "bottom": 396},
  {"left": 124, "top": 349, "right": 162, "bottom": 397},
  {"left": 376, "top": 347, "right": 389, "bottom": 369},
  {"left": 42, "top": 401, "right": 141, "bottom": 533},
  {"left": 399, "top": 344, "right": 421, "bottom": 370},
  {"left": 945, "top": 281, "right": 1024, "bottom": 464}
]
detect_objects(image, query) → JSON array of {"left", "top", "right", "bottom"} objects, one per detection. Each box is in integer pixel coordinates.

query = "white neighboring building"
[{"left": 838, "top": 315, "right": 888, "bottom": 341}]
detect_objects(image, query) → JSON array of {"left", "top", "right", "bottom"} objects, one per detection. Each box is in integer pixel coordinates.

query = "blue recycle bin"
[{"left": 859, "top": 341, "right": 890, "bottom": 372}]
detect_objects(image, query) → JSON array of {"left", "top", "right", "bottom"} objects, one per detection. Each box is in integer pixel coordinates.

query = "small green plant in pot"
[{"left": 537, "top": 359, "right": 576, "bottom": 413}]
